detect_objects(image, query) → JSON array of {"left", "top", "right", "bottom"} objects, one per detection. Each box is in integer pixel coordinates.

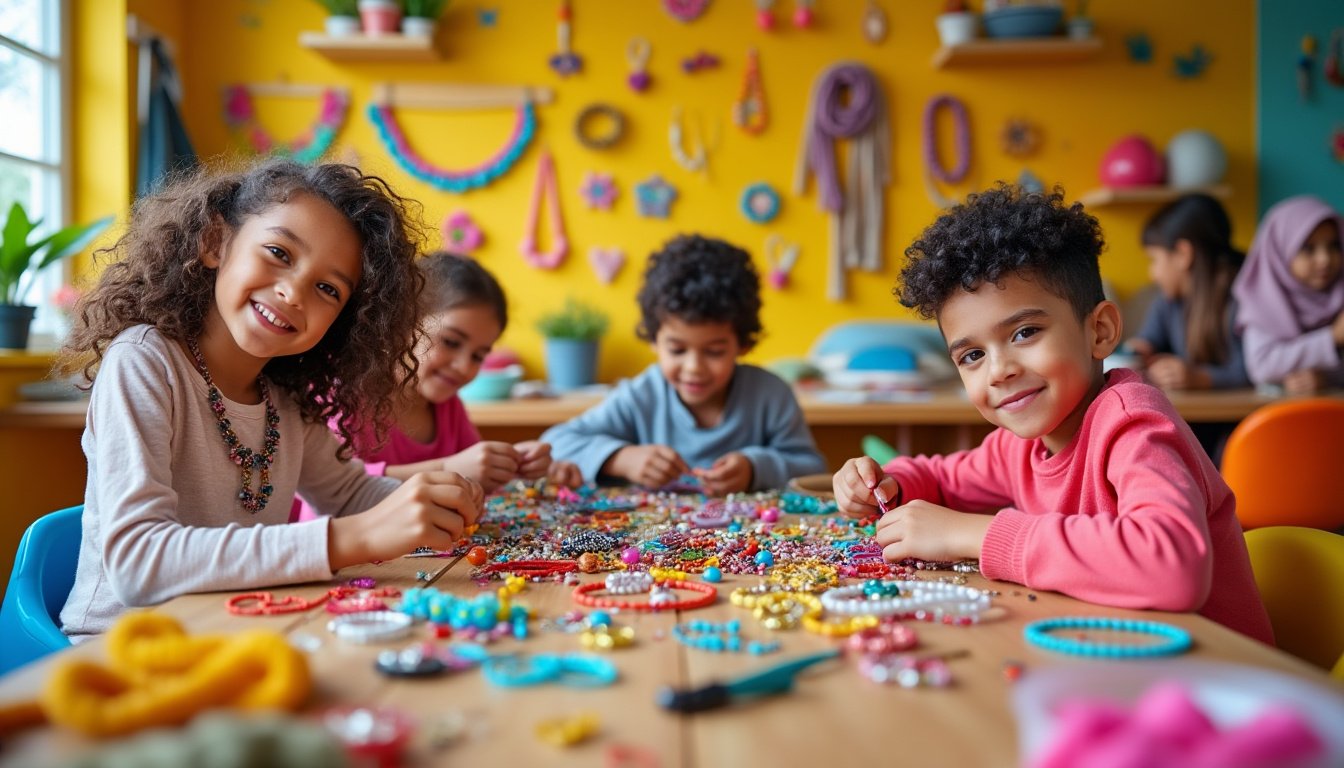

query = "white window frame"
[{"left": 0, "top": 0, "right": 71, "bottom": 350}]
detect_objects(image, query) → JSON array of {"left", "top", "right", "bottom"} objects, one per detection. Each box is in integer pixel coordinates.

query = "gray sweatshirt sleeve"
[
  {"left": 85, "top": 334, "right": 390, "bottom": 609},
  {"left": 1134, "top": 295, "right": 1173, "bottom": 352},
  {"left": 541, "top": 380, "right": 644, "bottom": 482},
  {"left": 736, "top": 372, "right": 828, "bottom": 490},
  {"left": 1203, "top": 308, "right": 1251, "bottom": 389},
  {"left": 1242, "top": 325, "right": 1343, "bottom": 385}
]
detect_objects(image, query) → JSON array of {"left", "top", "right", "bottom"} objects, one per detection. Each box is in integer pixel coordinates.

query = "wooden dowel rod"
[{"left": 372, "top": 83, "right": 555, "bottom": 110}]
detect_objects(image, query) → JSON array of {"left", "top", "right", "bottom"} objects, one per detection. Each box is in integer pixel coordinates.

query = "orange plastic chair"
[
  {"left": 1220, "top": 398, "right": 1344, "bottom": 531},
  {"left": 1244, "top": 526, "right": 1344, "bottom": 678}
]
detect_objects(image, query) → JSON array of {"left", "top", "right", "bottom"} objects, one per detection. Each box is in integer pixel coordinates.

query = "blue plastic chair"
[{"left": 0, "top": 505, "right": 82, "bottom": 675}]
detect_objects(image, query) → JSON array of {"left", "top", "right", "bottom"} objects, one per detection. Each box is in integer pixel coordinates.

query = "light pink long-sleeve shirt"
[
  {"left": 883, "top": 369, "right": 1273, "bottom": 644},
  {"left": 61, "top": 326, "right": 399, "bottom": 640}
]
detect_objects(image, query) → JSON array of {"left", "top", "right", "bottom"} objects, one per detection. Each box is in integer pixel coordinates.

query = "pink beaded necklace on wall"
[{"left": 520, "top": 151, "right": 569, "bottom": 269}]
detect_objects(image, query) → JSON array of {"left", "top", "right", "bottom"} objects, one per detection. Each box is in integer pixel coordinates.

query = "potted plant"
[
  {"left": 0, "top": 202, "right": 113, "bottom": 349},
  {"left": 1067, "top": 0, "right": 1094, "bottom": 40},
  {"left": 312, "top": 0, "right": 361, "bottom": 36},
  {"left": 936, "top": 0, "right": 978, "bottom": 46},
  {"left": 535, "top": 298, "right": 609, "bottom": 392},
  {"left": 402, "top": 0, "right": 450, "bottom": 38}
]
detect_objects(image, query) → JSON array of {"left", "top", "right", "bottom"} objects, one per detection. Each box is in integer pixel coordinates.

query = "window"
[{"left": 0, "top": 0, "right": 69, "bottom": 348}]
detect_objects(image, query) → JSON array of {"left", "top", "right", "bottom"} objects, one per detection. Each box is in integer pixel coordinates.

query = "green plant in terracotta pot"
[
  {"left": 402, "top": 0, "right": 450, "bottom": 37},
  {"left": 0, "top": 202, "right": 113, "bottom": 349},
  {"left": 536, "top": 298, "right": 609, "bottom": 392}
]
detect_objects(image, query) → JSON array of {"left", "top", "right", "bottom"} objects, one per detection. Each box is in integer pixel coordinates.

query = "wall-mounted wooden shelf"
[
  {"left": 1078, "top": 184, "right": 1231, "bottom": 208},
  {"left": 298, "top": 32, "right": 440, "bottom": 62},
  {"left": 932, "top": 37, "right": 1102, "bottom": 68}
]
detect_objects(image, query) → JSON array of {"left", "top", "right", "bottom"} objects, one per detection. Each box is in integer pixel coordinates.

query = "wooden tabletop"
[
  {"left": 0, "top": 386, "right": 1310, "bottom": 430},
  {"left": 0, "top": 519, "right": 1335, "bottom": 767}
]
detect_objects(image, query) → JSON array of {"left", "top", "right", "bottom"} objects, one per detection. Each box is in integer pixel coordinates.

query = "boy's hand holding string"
[{"left": 606, "top": 444, "right": 690, "bottom": 489}]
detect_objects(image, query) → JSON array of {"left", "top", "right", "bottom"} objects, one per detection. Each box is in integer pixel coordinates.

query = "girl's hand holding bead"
[
  {"left": 330, "top": 471, "right": 484, "bottom": 569},
  {"left": 513, "top": 440, "right": 553, "bottom": 480},
  {"left": 443, "top": 441, "right": 520, "bottom": 492},
  {"left": 833, "top": 457, "right": 899, "bottom": 518}
]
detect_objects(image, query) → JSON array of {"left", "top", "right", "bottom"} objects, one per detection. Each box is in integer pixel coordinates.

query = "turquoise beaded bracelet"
[{"left": 1023, "top": 616, "right": 1192, "bottom": 658}]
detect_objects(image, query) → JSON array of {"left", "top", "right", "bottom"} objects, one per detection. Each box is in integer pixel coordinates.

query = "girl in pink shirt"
[
  {"left": 298, "top": 253, "right": 578, "bottom": 520},
  {"left": 832, "top": 186, "right": 1272, "bottom": 643}
]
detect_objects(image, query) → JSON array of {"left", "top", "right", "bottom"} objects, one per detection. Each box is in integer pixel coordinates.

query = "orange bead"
[{"left": 466, "top": 546, "right": 488, "bottom": 566}]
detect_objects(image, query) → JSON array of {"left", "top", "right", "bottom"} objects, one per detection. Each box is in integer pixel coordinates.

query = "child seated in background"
[
  {"left": 1128, "top": 194, "right": 1249, "bottom": 390},
  {"left": 299, "top": 252, "right": 580, "bottom": 524},
  {"left": 542, "top": 234, "right": 826, "bottom": 494},
  {"left": 1232, "top": 195, "right": 1344, "bottom": 394},
  {"left": 832, "top": 186, "right": 1272, "bottom": 643}
]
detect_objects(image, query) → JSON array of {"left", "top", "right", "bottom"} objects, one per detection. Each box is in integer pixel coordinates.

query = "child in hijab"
[{"left": 1232, "top": 196, "right": 1344, "bottom": 394}]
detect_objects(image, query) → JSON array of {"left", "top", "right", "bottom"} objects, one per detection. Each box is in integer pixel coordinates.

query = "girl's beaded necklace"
[{"left": 186, "top": 337, "right": 280, "bottom": 513}]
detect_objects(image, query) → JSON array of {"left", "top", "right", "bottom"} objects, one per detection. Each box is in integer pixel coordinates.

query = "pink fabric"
[
  {"left": 1232, "top": 195, "right": 1344, "bottom": 336},
  {"left": 1034, "top": 683, "right": 1324, "bottom": 768},
  {"left": 294, "top": 397, "right": 481, "bottom": 521},
  {"left": 883, "top": 369, "right": 1273, "bottom": 644}
]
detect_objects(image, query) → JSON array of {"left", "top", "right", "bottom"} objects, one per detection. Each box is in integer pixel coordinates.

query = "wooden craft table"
[{"left": 0, "top": 517, "right": 1335, "bottom": 767}]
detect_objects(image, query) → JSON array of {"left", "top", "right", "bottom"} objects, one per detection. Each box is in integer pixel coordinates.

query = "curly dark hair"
[
  {"left": 418, "top": 251, "right": 508, "bottom": 331},
  {"left": 635, "top": 234, "right": 763, "bottom": 350},
  {"left": 898, "top": 185, "right": 1106, "bottom": 321},
  {"left": 59, "top": 158, "right": 426, "bottom": 457}
]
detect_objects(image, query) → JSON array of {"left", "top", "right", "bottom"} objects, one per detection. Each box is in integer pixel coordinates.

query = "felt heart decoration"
[{"left": 589, "top": 247, "right": 626, "bottom": 284}]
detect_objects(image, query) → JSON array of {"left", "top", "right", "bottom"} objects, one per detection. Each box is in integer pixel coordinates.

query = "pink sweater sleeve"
[
  {"left": 883, "top": 429, "right": 1018, "bottom": 512},
  {"left": 979, "top": 406, "right": 1214, "bottom": 612}
]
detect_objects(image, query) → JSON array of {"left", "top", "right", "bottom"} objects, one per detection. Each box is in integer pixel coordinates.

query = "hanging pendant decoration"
[
  {"left": 367, "top": 102, "right": 536, "bottom": 193},
  {"left": 442, "top": 211, "right": 485, "bottom": 254},
  {"left": 863, "top": 0, "right": 888, "bottom": 44},
  {"left": 922, "top": 94, "right": 973, "bottom": 208},
  {"left": 664, "top": 0, "right": 710, "bottom": 22},
  {"left": 670, "top": 107, "right": 718, "bottom": 177},
  {"left": 627, "top": 38, "right": 653, "bottom": 92},
  {"left": 1326, "top": 30, "right": 1344, "bottom": 87},
  {"left": 550, "top": 0, "right": 582, "bottom": 76},
  {"left": 793, "top": 0, "right": 815, "bottom": 28},
  {"left": 740, "top": 183, "right": 781, "bottom": 224},
  {"left": 222, "top": 86, "right": 349, "bottom": 164},
  {"left": 764, "top": 235, "right": 800, "bottom": 290},
  {"left": 520, "top": 151, "right": 569, "bottom": 269},
  {"left": 636, "top": 175, "right": 678, "bottom": 218},
  {"left": 588, "top": 247, "right": 626, "bottom": 284},
  {"left": 755, "top": 0, "right": 776, "bottom": 30},
  {"left": 579, "top": 171, "right": 618, "bottom": 210},
  {"left": 733, "top": 49, "right": 768, "bottom": 135}
]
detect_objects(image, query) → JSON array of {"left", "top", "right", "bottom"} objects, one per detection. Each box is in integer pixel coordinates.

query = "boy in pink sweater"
[{"left": 832, "top": 186, "right": 1273, "bottom": 643}]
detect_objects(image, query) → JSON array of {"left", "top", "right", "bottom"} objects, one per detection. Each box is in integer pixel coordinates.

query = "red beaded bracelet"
[
  {"left": 572, "top": 579, "right": 717, "bottom": 612},
  {"left": 226, "top": 591, "right": 328, "bottom": 616}
]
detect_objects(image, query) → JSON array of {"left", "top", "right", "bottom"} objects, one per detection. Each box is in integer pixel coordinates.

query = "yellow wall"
[{"left": 84, "top": 1, "right": 1256, "bottom": 382}]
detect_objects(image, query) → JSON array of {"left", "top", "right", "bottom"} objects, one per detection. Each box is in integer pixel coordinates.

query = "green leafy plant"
[
  {"left": 311, "top": 0, "right": 359, "bottom": 16},
  {"left": 403, "top": 0, "right": 450, "bottom": 18},
  {"left": 535, "top": 299, "right": 609, "bottom": 341},
  {"left": 0, "top": 202, "right": 113, "bottom": 306}
]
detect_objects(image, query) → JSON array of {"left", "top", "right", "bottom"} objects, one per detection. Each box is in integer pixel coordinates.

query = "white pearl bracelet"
[{"left": 820, "top": 580, "right": 990, "bottom": 620}]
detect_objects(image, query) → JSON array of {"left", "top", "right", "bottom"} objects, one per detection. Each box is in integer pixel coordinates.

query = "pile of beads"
[
  {"left": 857, "top": 654, "right": 953, "bottom": 688},
  {"left": 672, "top": 620, "right": 780, "bottom": 655},
  {"left": 845, "top": 624, "right": 918, "bottom": 655},
  {"left": 820, "top": 580, "right": 991, "bottom": 625}
]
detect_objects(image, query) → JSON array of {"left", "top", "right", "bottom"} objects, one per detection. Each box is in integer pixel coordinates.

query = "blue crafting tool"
[{"left": 656, "top": 649, "right": 841, "bottom": 713}]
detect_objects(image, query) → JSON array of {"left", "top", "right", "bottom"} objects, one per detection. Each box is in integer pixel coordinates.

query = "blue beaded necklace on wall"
[{"left": 366, "top": 102, "right": 537, "bottom": 193}]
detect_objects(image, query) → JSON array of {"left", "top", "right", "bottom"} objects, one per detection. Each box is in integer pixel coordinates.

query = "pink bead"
[
  {"left": 768, "top": 270, "right": 789, "bottom": 290},
  {"left": 620, "top": 547, "right": 641, "bottom": 565},
  {"left": 760, "top": 507, "right": 780, "bottom": 523},
  {"left": 756, "top": 9, "right": 775, "bottom": 29},
  {"left": 793, "top": 6, "right": 813, "bottom": 27}
]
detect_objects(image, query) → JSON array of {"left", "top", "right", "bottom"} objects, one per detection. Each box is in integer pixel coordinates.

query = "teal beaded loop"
[{"left": 1023, "top": 617, "right": 1192, "bottom": 658}]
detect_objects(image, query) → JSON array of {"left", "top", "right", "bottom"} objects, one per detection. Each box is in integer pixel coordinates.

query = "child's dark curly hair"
[
  {"left": 635, "top": 234, "right": 763, "bottom": 350},
  {"left": 899, "top": 185, "right": 1106, "bottom": 321},
  {"left": 418, "top": 251, "right": 508, "bottom": 332},
  {"left": 59, "top": 158, "right": 426, "bottom": 457}
]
